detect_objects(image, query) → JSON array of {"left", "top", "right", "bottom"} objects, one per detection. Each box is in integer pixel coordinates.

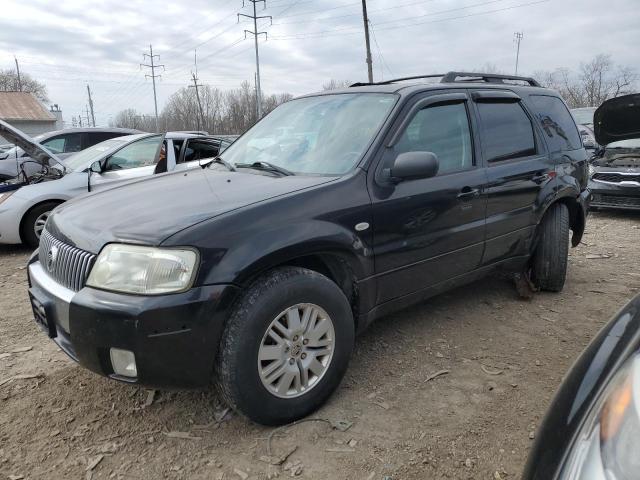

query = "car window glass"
[
  {"left": 395, "top": 102, "right": 473, "bottom": 174},
  {"left": 63, "top": 133, "right": 83, "bottom": 153},
  {"left": 88, "top": 132, "right": 124, "bottom": 147},
  {"left": 477, "top": 102, "right": 536, "bottom": 162},
  {"left": 104, "top": 136, "right": 162, "bottom": 171},
  {"left": 530, "top": 95, "right": 582, "bottom": 151},
  {"left": 182, "top": 140, "right": 220, "bottom": 163},
  {"left": 41, "top": 137, "right": 65, "bottom": 154}
]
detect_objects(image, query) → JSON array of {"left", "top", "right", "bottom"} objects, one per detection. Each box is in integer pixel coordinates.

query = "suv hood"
[
  {"left": 594, "top": 94, "right": 640, "bottom": 146},
  {"left": 47, "top": 167, "right": 336, "bottom": 253},
  {"left": 0, "top": 119, "right": 61, "bottom": 166}
]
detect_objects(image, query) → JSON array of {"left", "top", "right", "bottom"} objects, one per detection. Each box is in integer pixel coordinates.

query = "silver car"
[
  {"left": 0, "top": 127, "right": 141, "bottom": 181},
  {"left": 0, "top": 122, "right": 234, "bottom": 247}
]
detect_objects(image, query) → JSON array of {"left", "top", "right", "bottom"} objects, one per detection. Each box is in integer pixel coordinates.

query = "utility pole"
[
  {"left": 514, "top": 32, "right": 523, "bottom": 76},
  {"left": 85, "top": 105, "right": 92, "bottom": 127},
  {"left": 361, "top": 0, "right": 374, "bottom": 83},
  {"left": 239, "top": 0, "right": 272, "bottom": 119},
  {"left": 86, "top": 84, "right": 96, "bottom": 127},
  {"left": 78, "top": 115, "right": 83, "bottom": 128},
  {"left": 14, "top": 56, "right": 22, "bottom": 91},
  {"left": 141, "top": 44, "right": 164, "bottom": 132},
  {"left": 189, "top": 72, "right": 206, "bottom": 132}
]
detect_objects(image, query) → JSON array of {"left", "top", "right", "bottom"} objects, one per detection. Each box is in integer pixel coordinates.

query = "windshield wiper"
[
  {"left": 202, "top": 156, "right": 236, "bottom": 172},
  {"left": 235, "top": 161, "right": 294, "bottom": 176}
]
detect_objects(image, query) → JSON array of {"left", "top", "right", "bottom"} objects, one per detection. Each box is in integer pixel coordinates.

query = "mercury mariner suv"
[{"left": 27, "top": 72, "right": 591, "bottom": 425}]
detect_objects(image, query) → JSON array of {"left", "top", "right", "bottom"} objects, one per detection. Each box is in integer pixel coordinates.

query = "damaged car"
[
  {"left": 0, "top": 126, "right": 141, "bottom": 181},
  {"left": 26, "top": 72, "right": 590, "bottom": 425},
  {"left": 589, "top": 94, "right": 640, "bottom": 211},
  {"left": 0, "top": 122, "right": 234, "bottom": 247}
]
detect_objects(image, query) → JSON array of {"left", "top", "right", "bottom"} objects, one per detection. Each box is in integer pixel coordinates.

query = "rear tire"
[
  {"left": 531, "top": 203, "right": 570, "bottom": 292},
  {"left": 216, "top": 267, "right": 354, "bottom": 426},
  {"left": 22, "top": 202, "right": 59, "bottom": 248}
]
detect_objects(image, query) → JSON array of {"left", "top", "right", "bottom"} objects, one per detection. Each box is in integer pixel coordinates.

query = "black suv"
[{"left": 27, "top": 72, "right": 590, "bottom": 425}]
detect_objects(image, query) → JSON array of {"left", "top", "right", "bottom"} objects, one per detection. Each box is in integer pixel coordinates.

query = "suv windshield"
[
  {"left": 221, "top": 93, "right": 397, "bottom": 175},
  {"left": 64, "top": 137, "right": 131, "bottom": 172}
]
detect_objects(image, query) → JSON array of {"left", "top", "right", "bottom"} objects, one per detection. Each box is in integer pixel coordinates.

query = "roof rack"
[
  {"left": 440, "top": 71, "right": 541, "bottom": 87},
  {"left": 350, "top": 71, "right": 541, "bottom": 88}
]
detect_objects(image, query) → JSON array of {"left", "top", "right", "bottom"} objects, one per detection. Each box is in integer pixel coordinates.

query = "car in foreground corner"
[
  {"left": 0, "top": 125, "right": 234, "bottom": 247},
  {"left": 523, "top": 295, "right": 640, "bottom": 479},
  {"left": 589, "top": 94, "right": 640, "bottom": 211},
  {"left": 26, "top": 71, "right": 590, "bottom": 425}
]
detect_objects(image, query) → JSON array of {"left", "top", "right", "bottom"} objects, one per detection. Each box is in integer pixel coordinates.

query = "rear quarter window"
[
  {"left": 529, "top": 95, "right": 582, "bottom": 151},
  {"left": 476, "top": 101, "right": 536, "bottom": 162}
]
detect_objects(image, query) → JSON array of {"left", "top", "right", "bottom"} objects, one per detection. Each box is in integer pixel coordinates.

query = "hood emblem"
[{"left": 47, "top": 245, "right": 59, "bottom": 271}]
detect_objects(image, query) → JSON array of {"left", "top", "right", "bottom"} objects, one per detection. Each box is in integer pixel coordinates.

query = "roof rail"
[
  {"left": 440, "top": 71, "right": 541, "bottom": 87},
  {"left": 350, "top": 71, "right": 541, "bottom": 88}
]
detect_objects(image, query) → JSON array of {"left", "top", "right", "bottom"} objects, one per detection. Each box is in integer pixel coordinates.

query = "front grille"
[
  {"left": 39, "top": 229, "right": 96, "bottom": 292},
  {"left": 593, "top": 194, "right": 640, "bottom": 208},
  {"left": 593, "top": 172, "right": 640, "bottom": 183}
]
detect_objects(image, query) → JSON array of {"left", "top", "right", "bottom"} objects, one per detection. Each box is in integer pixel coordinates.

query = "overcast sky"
[{"left": 0, "top": 0, "right": 637, "bottom": 126}]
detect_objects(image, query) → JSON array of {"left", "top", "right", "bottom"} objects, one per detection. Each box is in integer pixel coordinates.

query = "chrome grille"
[
  {"left": 593, "top": 172, "right": 640, "bottom": 183},
  {"left": 39, "top": 229, "right": 96, "bottom": 292}
]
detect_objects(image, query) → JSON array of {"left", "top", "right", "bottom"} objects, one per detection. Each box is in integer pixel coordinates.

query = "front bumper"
[
  {"left": 589, "top": 178, "right": 640, "bottom": 210},
  {"left": 27, "top": 258, "right": 240, "bottom": 389}
]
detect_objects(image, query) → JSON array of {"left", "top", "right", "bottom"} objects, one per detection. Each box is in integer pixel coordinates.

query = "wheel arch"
[
  {"left": 537, "top": 191, "right": 586, "bottom": 247},
  {"left": 19, "top": 198, "right": 65, "bottom": 243}
]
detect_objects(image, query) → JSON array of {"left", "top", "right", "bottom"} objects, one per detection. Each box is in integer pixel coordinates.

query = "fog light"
[{"left": 110, "top": 348, "right": 137, "bottom": 378}]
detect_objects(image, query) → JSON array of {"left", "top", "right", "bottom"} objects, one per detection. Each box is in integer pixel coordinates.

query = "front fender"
[{"left": 195, "top": 219, "right": 374, "bottom": 286}]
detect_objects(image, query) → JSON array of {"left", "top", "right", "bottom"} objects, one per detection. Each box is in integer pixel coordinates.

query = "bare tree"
[
  {"left": 0, "top": 68, "right": 49, "bottom": 102},
  {"left": 322, "top": 79, "right": 352, "bottom": 90},
  {"left": 112, "top": 83, "right": 292, "bottom": 135},
  {"left": 535, "top": 55, "right": 637, "bottom": 108}
]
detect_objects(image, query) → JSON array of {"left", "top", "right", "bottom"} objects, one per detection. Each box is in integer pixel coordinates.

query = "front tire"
[
  {"left": 216, "top": 267, "right": 354, "bottom": 425},
  {"left": 22, "top": 202, "right": 59, "bottom": 248},
  {"left": 531, "top": 203, "right": 570, "bottom": 292}
]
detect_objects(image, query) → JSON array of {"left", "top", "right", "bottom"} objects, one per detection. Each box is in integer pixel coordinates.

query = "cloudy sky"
[{"left": 0, "top": 0, "right": 637, "bottom": 126}]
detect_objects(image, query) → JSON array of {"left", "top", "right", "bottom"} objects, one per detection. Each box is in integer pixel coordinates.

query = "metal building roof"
[{"left": 0, "top": 92, "right": 56, "bottom": 122}]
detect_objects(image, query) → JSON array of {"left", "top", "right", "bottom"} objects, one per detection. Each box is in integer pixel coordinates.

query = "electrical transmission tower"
[
  {"left": 238, "top": 0, "right": 272, "bottom": 119},
  {"left": 141, "top": 44, "right": 164, "bottom": 132},
  {"left": 514, "top": 32, "right": 523, "bottom": 75}
]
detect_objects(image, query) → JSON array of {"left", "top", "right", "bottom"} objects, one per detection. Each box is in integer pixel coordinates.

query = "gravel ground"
[{"left": 1, "top": 211, "right": 639, "bottom": 480}]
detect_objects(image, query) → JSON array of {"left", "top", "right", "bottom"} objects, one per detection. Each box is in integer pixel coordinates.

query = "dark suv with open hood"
[
  {"left": 27, "top": 72, "right": 590, "bottom": 425},
  {"left": 589, "top": 94, "right": 640, "bottom": 211}
]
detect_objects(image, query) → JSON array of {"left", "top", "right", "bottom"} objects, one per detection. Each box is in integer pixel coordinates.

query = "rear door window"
[
  {"left": 530, "top": 95, "right": 582, "bottom": 151},
  {"left": 63, "top": 133, "right": 83, "bottom": 153},
  {"left": 476, "top": 102, "right": 536, "bottom": 162},
  {"left": 86, "top": 132, "right": 127, "bottom": 148},
  {"left": 181, "top": 140, "right": 220, "bottom": 163}
]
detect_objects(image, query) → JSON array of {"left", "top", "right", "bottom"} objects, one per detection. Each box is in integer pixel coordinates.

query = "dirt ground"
[{"left": 1, "top": 211, "right": 639, "bottom": 480}]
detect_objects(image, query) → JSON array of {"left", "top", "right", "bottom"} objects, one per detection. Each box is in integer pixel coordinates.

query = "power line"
[
  {"left": 369, "top": 21, "right": 394, "bottom": 78},
  {"left": 140, "top": 44, "right": 164, "bottom": 132},
  {"left": 238, "top": 0, "right": 272, "bottom": 119},
  {"left": 269, "top": 0, "right": 549, "bottom": 40}
]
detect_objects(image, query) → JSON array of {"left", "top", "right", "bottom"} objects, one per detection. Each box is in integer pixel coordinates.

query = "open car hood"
[
  {"left": 594, "top": 94, "right": 640, "bottom": 146},
  {"left": 0, "top": 119, "right": 61, "bottom": 166}
]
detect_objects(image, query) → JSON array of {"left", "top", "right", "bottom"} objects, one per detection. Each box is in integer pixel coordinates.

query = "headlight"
[
  {"left": 560, "top": 354, "right": 640, "bottom": 479},
  {"left": 0, "top": 190, "right": 16, "bottom": 205},
  {"left": 86, "top": 244, "right": 198, "bottom": 295}
]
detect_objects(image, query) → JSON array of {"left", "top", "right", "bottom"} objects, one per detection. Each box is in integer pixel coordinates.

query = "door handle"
[
  {"left": 531, "top": 174, "right": 548, "bottom": 183},
  {"left": 457, "top": 187, "right": 480, "bottom": 199}
]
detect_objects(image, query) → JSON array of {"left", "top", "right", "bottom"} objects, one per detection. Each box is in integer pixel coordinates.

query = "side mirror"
[
  {"left": 90, "top": 161, "right": 102, "bottom": 174},
  {"left": 389, "top": 152, "right": 439, "bottom": 182}
]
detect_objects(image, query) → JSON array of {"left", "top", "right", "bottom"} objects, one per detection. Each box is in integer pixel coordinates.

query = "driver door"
[{"left": 90, "top": 135, "right": 165, "bottom": 190}]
